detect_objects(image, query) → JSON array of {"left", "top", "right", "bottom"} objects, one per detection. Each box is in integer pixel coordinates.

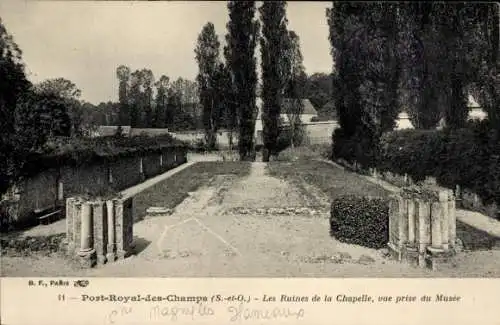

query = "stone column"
[
  {"left": 399, "top": 196, "right": 409, "bottom": 247},
  {"left": 65, "top": 198, "right": 75, "bottom": 253},
  {"left": 415, "top": 199, "right": 431, "bottom": 267},
  {"left": 114, "top": 198, "right": 133, "bottom": 260},
  {"left": 439, "top": 190, "right": 449, "bottom": 251},
  {"left": 92, "top": 201, "right": 107, "bottom": 265},
  {"left": 407, "top": 199, "right": 416, "bottom": 245},
  {"left": 77, "top": 202, "right": 96, "bottom": 267},
  {"left": 448, "top": 189, "right": 457, "bottom": 249},
  {"left": 388, "top": 194, "right": 403, "bottom": 260},
  {"left": 430, "top": 199, "right": 443, "bottom": 250},
  {"left": 106, "top": 200, "right": 116, "bottom": 262}
]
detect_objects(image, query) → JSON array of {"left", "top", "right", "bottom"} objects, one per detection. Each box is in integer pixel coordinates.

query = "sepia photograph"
[{"left": 0, "top": 0, "right": 499, "bottom": 278}]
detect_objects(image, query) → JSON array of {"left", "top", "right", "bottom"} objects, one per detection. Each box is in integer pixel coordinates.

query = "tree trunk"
[{"left": 262, "top": 148, "right": 270, "bottom": 162}]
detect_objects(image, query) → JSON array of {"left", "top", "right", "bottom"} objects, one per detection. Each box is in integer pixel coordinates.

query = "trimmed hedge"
[{"left": 330, "top": 195, "right": 389, "bottom": 249}]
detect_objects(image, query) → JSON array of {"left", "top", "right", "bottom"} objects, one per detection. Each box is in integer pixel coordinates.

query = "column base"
[
  {"left": 425, "top": 247, "right": 455, "bottom": 271},
  {"left": 77, "top": 249, "right": 97, "bottom": 268},
  {"left": 387, "top": 242, "right": 403, "bottom": 261},
  {"left": 403, "top": 245, "right": 419, "bottom": 267},
  {"left": 97, "top": 254, "right": 107, "bottom": 265},
  {"left": 116, "top": 249, "right": 129, "bottom": 260},
  {"left": 106, "top": 252, "right": 117, "bottom": 262}
]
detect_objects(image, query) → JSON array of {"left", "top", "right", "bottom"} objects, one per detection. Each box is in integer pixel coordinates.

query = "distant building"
[
  {"left": 254, "top": 97, "right": 318, "bottom": 145},
  {"left": 92, "top": 126, "right": 170, "bottom": 138},
  {"left": 94, "top": 125, "right": 132, "bottom": 137},
  {"left": 467, "top": 94, "right": 487, "bottom": 120},
  {"left": 395, "top": 111, "right": 415, "bottom": 130}
]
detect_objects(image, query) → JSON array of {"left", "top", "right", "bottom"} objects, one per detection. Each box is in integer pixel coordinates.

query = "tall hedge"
[{"left": 378, "top": 122, "right": 500, "bottom": 206}]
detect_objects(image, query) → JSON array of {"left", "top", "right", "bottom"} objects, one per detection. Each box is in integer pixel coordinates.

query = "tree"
[
  {"left": 116, "top": 65, "right": 131, "bottom": 125},
  {"left": 195, "top": 22, "right": 221, "bottom": 150},
  {"left": 283, "top": 30, "right": 307, "bottom": 148},
  {"left": 259, "top": 1, "right": 289, "bottom": 161},
  {"left": 225, "top": 0, "right": 260, "bottom": 160},
  {"left": 0, "top": 18, "right": 32, "bottom": 194},
  {"left": 327, "top": 3, "right": 402, "bottom": 167},
  {"left": 128, "top": 70, "right": 143, "bottom": 128},
  {"left": 34, "top": 77, "right": 83, "bottom": 136},
  {"left": 141, "top": 69, "right": 155, "bottom": 127},
  {"left": 304, "top": 72, "right": 335, "bottom": 115},
  {"left": 154, "top": 75, "right": 169, "bottom": 128}
]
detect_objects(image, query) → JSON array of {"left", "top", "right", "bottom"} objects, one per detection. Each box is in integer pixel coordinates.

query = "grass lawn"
[
  {"left": 267, "top": 159, "right": 390, "bottom": 199},
  {"left": 133, "top": 161, "right": 251, "bottom": 221}
]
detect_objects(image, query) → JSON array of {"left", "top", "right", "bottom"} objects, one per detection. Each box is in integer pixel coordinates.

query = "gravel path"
[{"left": 2, "top": 162, "right": 500, "bottom": 277}]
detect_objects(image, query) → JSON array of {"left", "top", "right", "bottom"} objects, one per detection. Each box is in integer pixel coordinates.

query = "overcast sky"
[{"left": 0, "top": 1, "right": 333, "bottom": 104}]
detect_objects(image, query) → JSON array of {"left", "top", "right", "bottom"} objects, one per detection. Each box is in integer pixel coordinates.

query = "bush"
[{"left": 330, "top": 195, "right": 389, "bottom": 249}]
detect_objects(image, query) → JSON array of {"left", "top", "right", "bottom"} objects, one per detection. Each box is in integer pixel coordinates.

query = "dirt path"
[{"left": 3, "top": 162, "right": 500, "bottom": 277}]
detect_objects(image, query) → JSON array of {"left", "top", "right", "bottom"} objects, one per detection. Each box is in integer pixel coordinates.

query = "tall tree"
[
  {"left": 154, "top": 75, "right": 169, "bottom": 128},
  {"left": 116, "top": 65, "right": 131, "bottom": 125},
  {"left": 283, "top": 30, "right": 307, "bottom": 148},
  {"left": 225, "top": 1, "right": 260, "bottom": 160},
  {"left": 141, "top": 69, "right": 155, "bottom": 127},
  {"left": 195, "top": 22, "right": 221, "bottom": 150},
  {"left": 327, "top": 3, "right": 402, "bottom": 166},
  {"left": 128, "top": 70, "right": 143, "bottom": 128},
  {"left": 260, "top": 1, "right": 289, "bottom": 161}
]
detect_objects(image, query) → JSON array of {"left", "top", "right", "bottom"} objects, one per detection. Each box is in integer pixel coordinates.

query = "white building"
[{"left": 254, "top": 97, "right": 318, "bottom": 145}]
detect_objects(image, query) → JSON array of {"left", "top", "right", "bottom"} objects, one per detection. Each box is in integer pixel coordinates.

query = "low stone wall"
[{"left": 4, "top": 147, "right": 188, "bottom": 225}]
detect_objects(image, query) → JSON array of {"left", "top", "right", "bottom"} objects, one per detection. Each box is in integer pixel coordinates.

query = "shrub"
[{"left": 330, "top": 195, "right": 389, "bottom": 249}]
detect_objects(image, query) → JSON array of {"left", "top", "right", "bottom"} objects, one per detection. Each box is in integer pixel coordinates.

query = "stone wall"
[
  {"left": 303, "top": 121, "right": 339, "bottom": 145},
  {"left": 8, "top": 147, "right": 187, "bottom": 224}
]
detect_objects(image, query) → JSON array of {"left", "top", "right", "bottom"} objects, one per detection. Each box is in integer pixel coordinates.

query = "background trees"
[
  {"left": 259, "top": 1, "right": 289, "bottom": 161},
  {"left": 225, "top": 1, "right": 260, "bottom": 160}
]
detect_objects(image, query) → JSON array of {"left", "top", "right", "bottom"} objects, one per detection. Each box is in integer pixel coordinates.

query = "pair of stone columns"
[
  {"left": 66, "top": 197, "right": 133, "bottom": 268},
  {"left": 388, "top": 186, "right": 457, "bottom": 269}
]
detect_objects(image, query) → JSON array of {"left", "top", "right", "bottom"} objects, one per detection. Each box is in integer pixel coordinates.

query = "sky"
[{"left": 0, "top": 1, "right": 333, "bottom": 104}]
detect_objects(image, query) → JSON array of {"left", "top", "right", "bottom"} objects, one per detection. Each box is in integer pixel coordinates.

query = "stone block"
[
  {"left": 114, "top": 197, "right": 134, "bottom": 259},
  {"left": 146, "top": 207, "right": 173, "bottom": 217}
]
